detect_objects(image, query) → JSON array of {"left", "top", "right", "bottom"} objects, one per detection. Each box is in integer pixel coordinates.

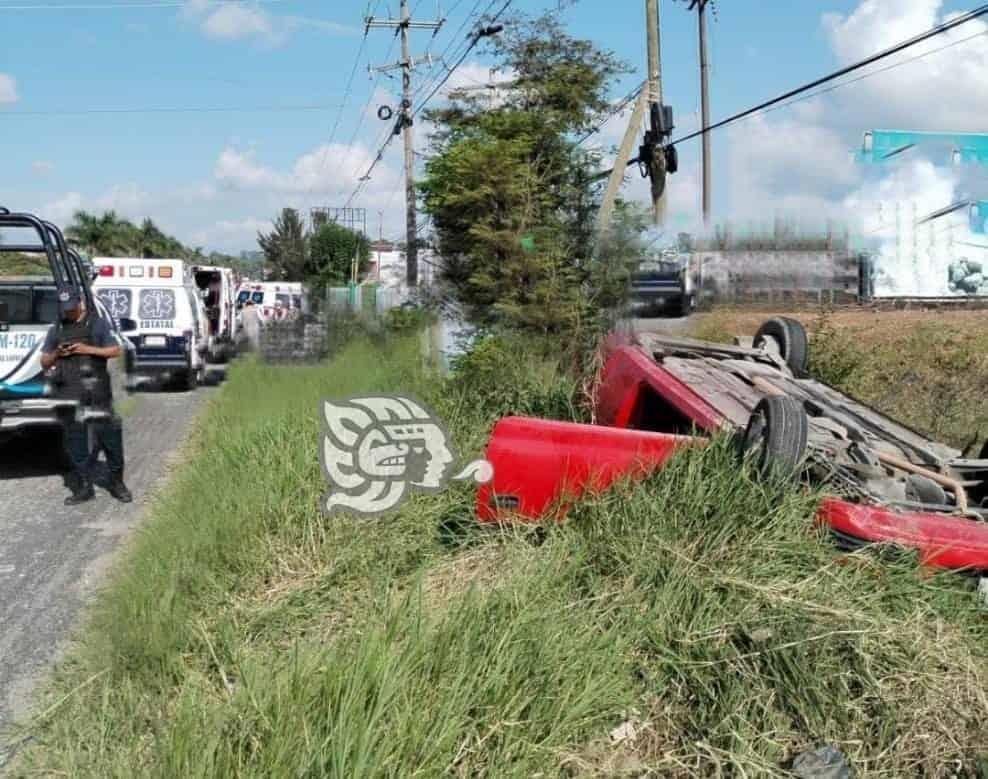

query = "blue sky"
[{"left": 1, "top": 0, "right": 985, "bottom": 251}]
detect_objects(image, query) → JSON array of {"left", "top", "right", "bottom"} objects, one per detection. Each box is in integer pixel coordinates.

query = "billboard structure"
[{"left": 856, "top": 130, "right": 988, "bottom": 299}]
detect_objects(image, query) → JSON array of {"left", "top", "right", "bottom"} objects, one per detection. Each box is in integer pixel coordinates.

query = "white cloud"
[
  {"left": 182, "top": 1, "right": 354, "bottom": 45},
  {"left": 202, "top": 3, "right": 274, "bottom": 41},
  {"left": 189, "top": 216, "right": 273, "bottom": 249},
  {"left": 719, "top": 0, "right": 988, "bottom": 230},
  {"left": 822, "top": 0, "right": 988, "bottom": 130},
  {"left": 0, "top": 74, "right": 18, "bottom": 105},
  {"left": 214, "top": 143, "right": 401, "bottom": 202},
  {"left": 31, "top": 160, "right": 55, "bottom": 176},
  {"left": 726, "top": 111, "right": 859, "bottom": 222}
]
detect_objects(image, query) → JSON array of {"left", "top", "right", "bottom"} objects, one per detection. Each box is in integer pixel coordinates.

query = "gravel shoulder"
[{"left": 0, "top": 386, "right": 214, "bottom": 753}]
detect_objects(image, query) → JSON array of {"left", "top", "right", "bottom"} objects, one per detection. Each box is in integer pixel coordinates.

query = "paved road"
[
  {"left": 630, "top": 314, "right": 694, "bottom": 335},
  {"left": 0, "top": 384, "right": 214, "bottom": 753}
]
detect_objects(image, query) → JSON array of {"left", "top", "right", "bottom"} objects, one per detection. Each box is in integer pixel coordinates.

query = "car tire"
[
  {"left": 738, "top": 396, "right": 808, "bottom": 479},
  {"left": 183, "top": 360, "right": 198, "bottom": 392},
  {"left": 753, "top": 317, "right": 809, "bottom": 377}
]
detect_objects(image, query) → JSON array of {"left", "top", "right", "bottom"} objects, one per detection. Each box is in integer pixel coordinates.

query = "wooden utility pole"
[
  {"left": 689, "top": 0, "right": 712, "bottom": 223},
  {"left": 367, "top": 1, "right": 442, "bottom": 287}
]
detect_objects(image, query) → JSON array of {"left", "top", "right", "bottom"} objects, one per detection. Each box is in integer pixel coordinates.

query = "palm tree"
[
  {"left": 135, "top": 217, "right": 169, "bottom": 258},
  {"left": 66, "top": 210, "right": 134, "bottom": 256}
]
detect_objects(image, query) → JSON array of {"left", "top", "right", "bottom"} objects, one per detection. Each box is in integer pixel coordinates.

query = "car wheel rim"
[{"left": 756, "top": 334, "right": 783, "bottom": 357}]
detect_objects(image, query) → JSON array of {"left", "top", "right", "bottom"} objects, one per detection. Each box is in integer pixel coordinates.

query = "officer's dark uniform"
[{"left": 42, "top": 291, "right": 132, "bottom": 505}]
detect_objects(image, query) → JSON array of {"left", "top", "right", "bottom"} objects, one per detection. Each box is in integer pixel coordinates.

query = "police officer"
[{"left": 40, "top": 289, "right": 133, "bottom": 506}]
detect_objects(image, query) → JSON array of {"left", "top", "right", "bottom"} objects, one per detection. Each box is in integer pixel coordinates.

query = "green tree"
[
  {"left": 134, "top": 218, "right": 185, "bottom": 258},
  {"left": 307, "top": 221, "right": 371, "bottom": 291},
  {"left": 420, "top": 11, "right": 629, "bottom": 338},
  {"left": 257, "top": 208, "right": 308, "bottom": 281},
  {"left": 66, "top": 210, "right": 134, "bottom": 255}
]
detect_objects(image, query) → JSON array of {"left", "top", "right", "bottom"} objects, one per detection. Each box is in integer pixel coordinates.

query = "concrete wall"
[{"left": 695, "top": 250, "right": 862, "bottom": 305}]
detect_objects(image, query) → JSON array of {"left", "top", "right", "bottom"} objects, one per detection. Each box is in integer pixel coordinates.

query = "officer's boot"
[
  {"left": 65, "top": 479, "right": 95, "bottom": 506},
  {"left": 108, "top": 471, "right": 133, "bottom": 503}
]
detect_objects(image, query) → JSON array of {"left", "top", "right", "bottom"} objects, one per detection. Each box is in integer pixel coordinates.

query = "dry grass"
[{"left": 689, "top": 306, "right": 988, "bottom": 449}]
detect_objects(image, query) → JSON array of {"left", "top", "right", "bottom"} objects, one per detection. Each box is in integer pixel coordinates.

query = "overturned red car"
[{"left": 477, "top": 318, "right": 988, "bottom": 573}]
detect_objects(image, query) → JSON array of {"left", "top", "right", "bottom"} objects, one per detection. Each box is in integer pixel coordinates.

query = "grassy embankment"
[
  {"left": 693, "top": 307, "right": 988, "bottom": 450},
  {"left": 9, "top": 321, "right": 988, "bottom": 777}
]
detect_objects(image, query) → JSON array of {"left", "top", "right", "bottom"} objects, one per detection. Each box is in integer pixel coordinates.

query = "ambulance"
[
  {"left": 191, "top": 264, "right": 239, "bottom": 362},
  {"left": 236, "top": 281, "right": 295, "bottom": 324},
  {"left": 92, "top": 257, "right": 210, "bottom": 390}
]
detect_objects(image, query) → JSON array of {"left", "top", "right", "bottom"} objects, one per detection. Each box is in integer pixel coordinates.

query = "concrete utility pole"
[
  {"left": 646, "top": 0, "right": 666, "bottom": 225},
  {"left": 595, "top": 88, "right": 648, "bottom": 236},
  {"left": 689, "top": 0, "right": 712, "bottom": 224},
  {"left": 596, "top": 0, "right": 675, "bottom": 238},
  {"left": 367, "top": 1, "right": 442, "bottom": 287}
]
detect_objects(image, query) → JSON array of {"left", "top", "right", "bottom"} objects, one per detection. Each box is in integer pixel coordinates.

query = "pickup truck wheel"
[
  {"left": 182, "top": 359, "right": 198, "bottom": 391},
  {"left": 738, "top": 396, "right": 808, "bottom": 479},
  {"left": 753, "top": 317, "right": 808, "bottom": 377}
]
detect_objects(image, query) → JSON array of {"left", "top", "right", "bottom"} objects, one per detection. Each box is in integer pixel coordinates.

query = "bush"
[
  {"left": 444, "top": 333, "right": 583, "bottom": 425},
  {"left": 806, "top": 312, "right": 867, "bottom": 389}
]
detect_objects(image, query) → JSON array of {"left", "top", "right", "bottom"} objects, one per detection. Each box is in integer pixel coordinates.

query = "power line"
[
  {"left": 575, "top": 81, "right": 645, "bottom": 147},
  {"left": 301, "top": 20, "right": 371, "bottom": 208},
  {"left": 408, "top": 0, "right": 487, "bottom": 103},
  {"left": 342, "top": 27, "right": 399, "bottom": 156},
  {"left": 0, "top": 0, "right": 290, "bottom": 9},
  {"left": 667, "top": 3, "right": 988, "bottom": 150},
  {"left": 344, "top": 0, "right": 507, "bottom": 207},
  {"left": 750, "top": 27, "right": 988, "bottom": 122},
  {"left": 412, "top": 0, "right": 511, "bottom": 118},
  {"left": 0, "top": 102, "right": 345, "bottom": 117}
]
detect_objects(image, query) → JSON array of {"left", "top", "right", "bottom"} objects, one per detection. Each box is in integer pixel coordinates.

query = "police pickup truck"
[
  {"left": 630, "top": 250, "right": 698, "bottom": 318},
  {"left": 0, "top": 209, "right": 132, "bottom": 445}
]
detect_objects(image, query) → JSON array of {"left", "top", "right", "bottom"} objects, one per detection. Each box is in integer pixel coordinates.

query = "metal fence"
[{"left": 322, "top": 284, "right": 408, "bottom": 315}]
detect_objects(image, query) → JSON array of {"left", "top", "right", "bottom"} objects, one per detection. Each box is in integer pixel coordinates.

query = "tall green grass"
[{"left": 10, "top": 332, "right": 988, "bottom": 777}]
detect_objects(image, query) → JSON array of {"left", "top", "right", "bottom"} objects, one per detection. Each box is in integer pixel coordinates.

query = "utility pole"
[
  {"left": 595, "top": 0, "right": 675, "bottom": 238},
  {"left": 689, "top": 0, "right": 712, "bottom": 224},
  {"left": 595, "top": 88, "right": 647, "bottom": 235},
  {"left": 367, "top": 2, "right": 442, "bottom": 288},
  {"left": 646, "top": 0, "right": 666, "bottom": 224}
]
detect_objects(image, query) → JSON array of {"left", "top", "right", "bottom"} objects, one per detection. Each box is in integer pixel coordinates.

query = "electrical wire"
[
  {"left": 412, "top": 0, "right": 511, "bottom": 117},
  {"left": 0, "top": 102, "right": 344, "bottom": 116},
  {"left": 750, "top": 28, "right": 988, "bottom": 122},
  {"left": 0, "top": 0, "right": 290, "bottom": 9},
  {"left": 575, "top": 81, "right": 645, "bottom": 147},
  {"left": 345, "top": 0, "right": 507, "bottom": 207},
  {"left": 408, "top": 0, "right": 488, "bottom": 104},
  {"left": 667, "top": 3, "right": 988, "bottom": 150},
  {"left": 342, "top": 24, "right": 399, "bottom": 158},
  {"left": 300, "top": 21, "right": 371, "bottom": 208}
]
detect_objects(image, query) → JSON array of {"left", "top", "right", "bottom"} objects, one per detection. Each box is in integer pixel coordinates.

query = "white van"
[
  {"left": 92, "top": 258, "right": 208, "bottom": 390},
  {"left": 192, "top": 264, "right": 239, "bottom": 362},
  {"left": 237, "top": 282, "right": 295, "bottom": 324}
]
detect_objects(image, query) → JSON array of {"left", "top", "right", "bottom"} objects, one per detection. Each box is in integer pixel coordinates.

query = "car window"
[
  {"left": 251, "top": 291, "right": 264, "bottom": 304},
  {"left": 237, "top": 290, "right": 251, "bottom": 305},
  {"left": 276, "top": 293, "right": 290, "bottom": 307},
  {"left": 0, "top": 244, "right": 62, "bottom": 326}
]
